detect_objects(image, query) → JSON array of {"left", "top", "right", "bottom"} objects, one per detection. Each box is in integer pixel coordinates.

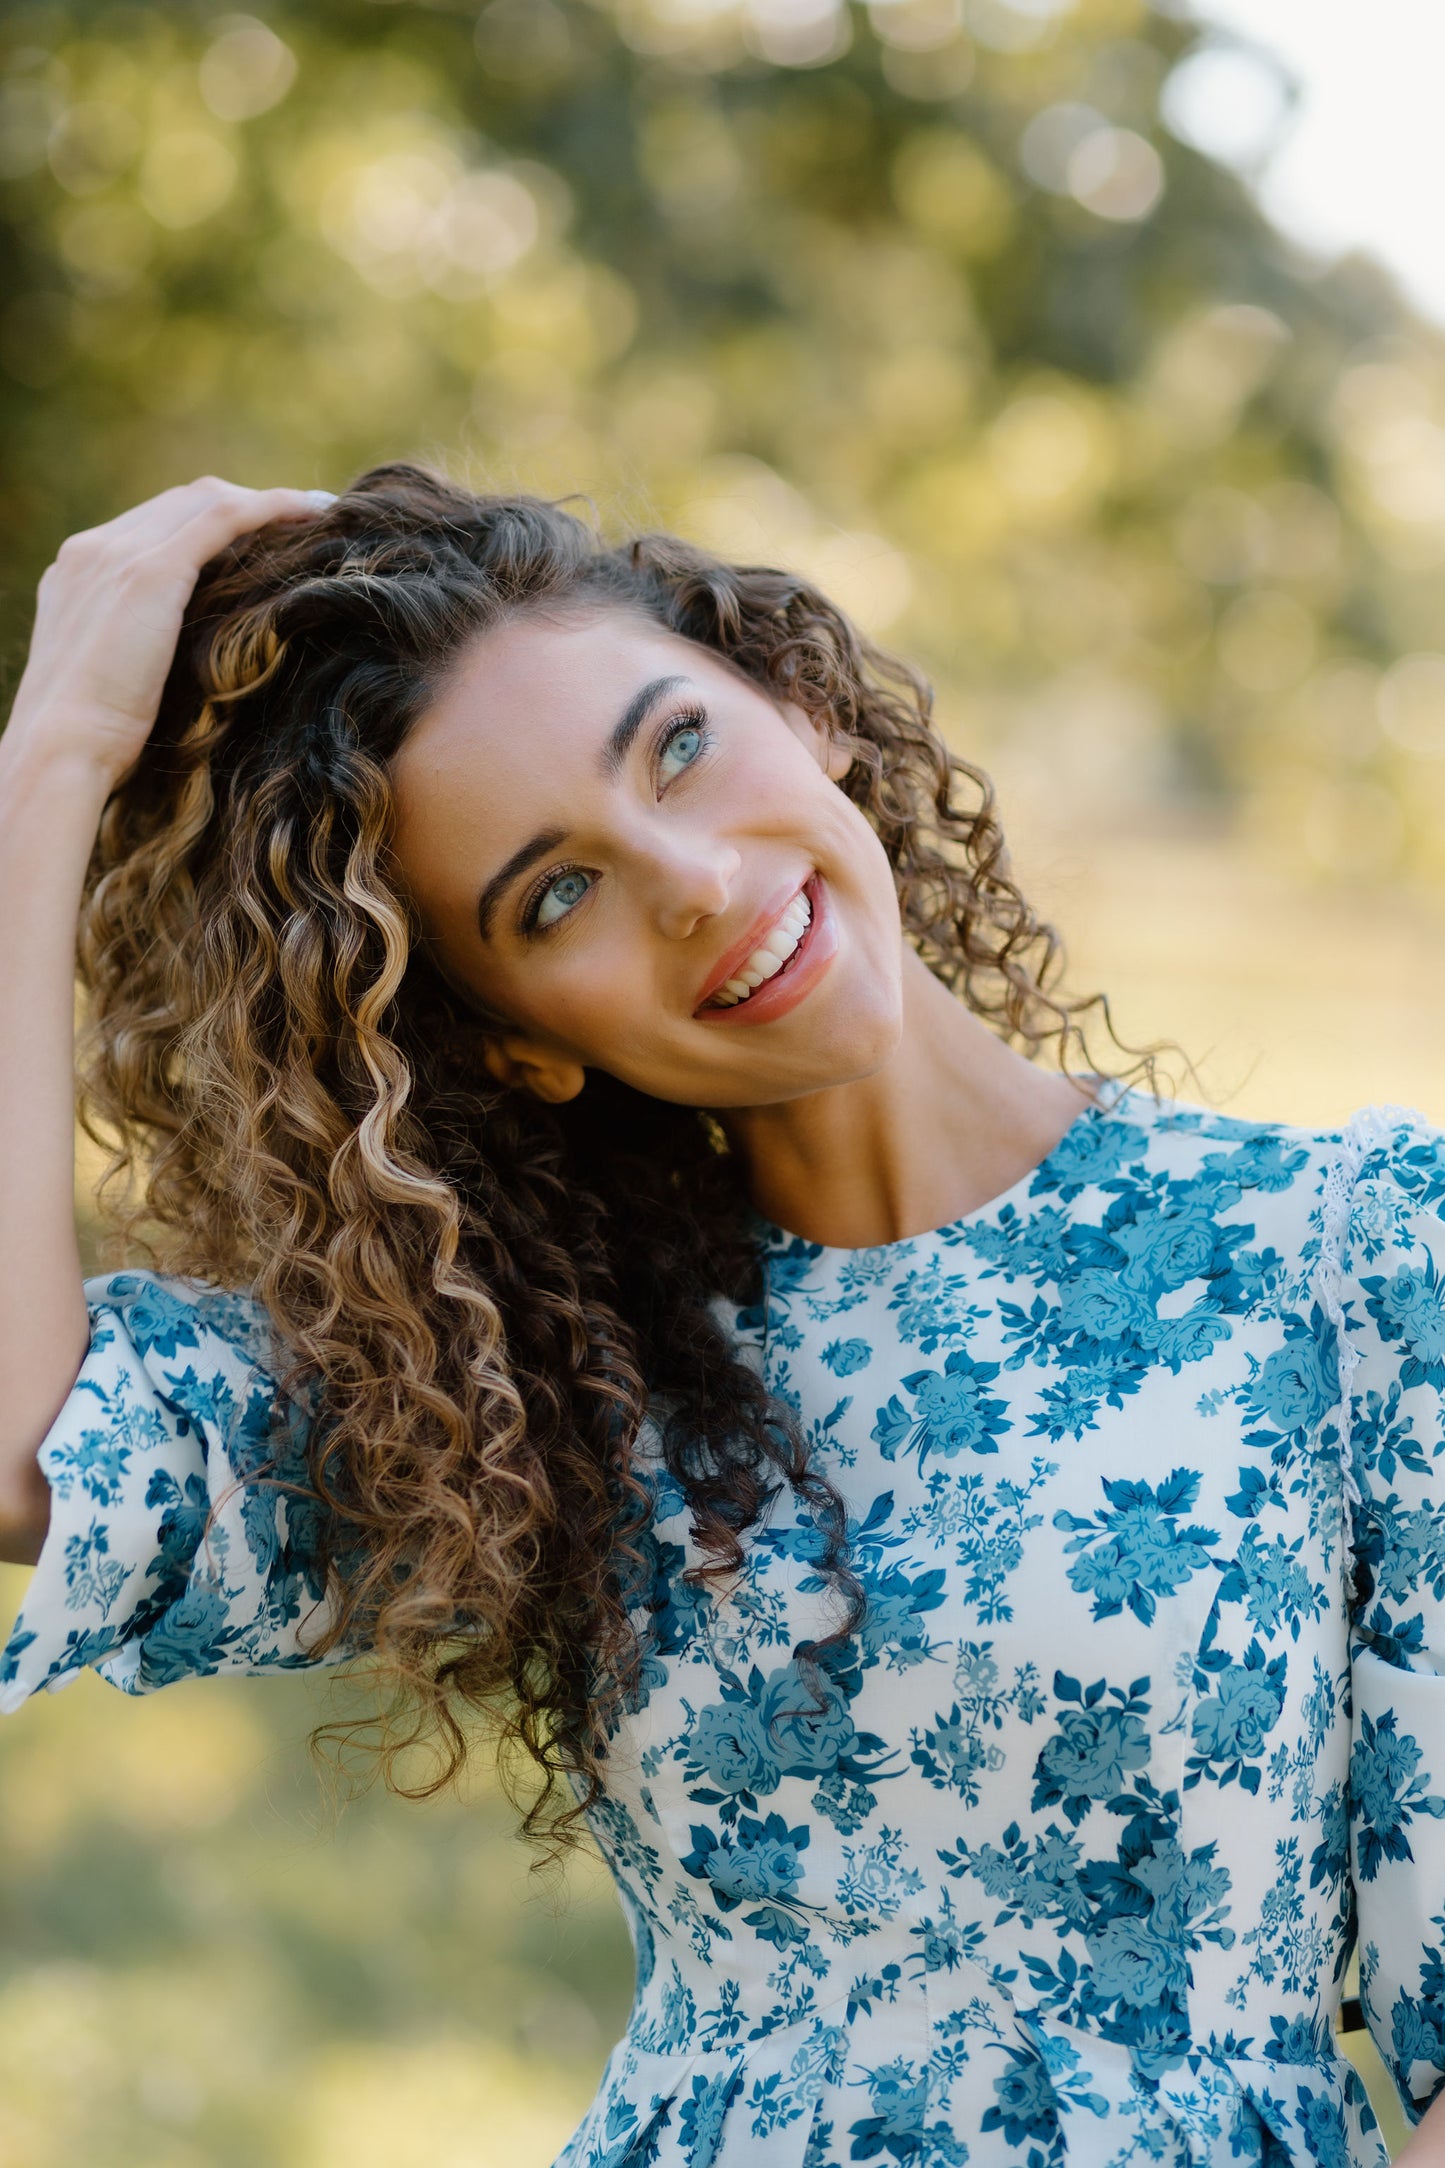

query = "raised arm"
[{"left": 0, "top": 479, "right": 330, "bottom": 1563}]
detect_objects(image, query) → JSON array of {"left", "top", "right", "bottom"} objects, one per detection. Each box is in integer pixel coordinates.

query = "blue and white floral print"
[
  {"left": 0, "top": 1272, "right": 340, "bottom": 1699},
  {"left": 10, "top": 1088, "right": 1445, "bottom": 2162}
]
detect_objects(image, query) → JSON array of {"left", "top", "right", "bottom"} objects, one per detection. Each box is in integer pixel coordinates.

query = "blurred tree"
[
  {"left": 0, "top": 1, "right": 1431, "bottom": 2158},
  {"left": 2, "top": 0, "right": 1445, "bottom": 884},
  {"left": 0, "top": 1642, "right": 636, "bottom": 2166}
]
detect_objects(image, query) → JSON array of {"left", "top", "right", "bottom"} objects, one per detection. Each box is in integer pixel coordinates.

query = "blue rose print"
[
  {"left": 1031, "top": 1672, "right": 1151, "bottom": 1824},
  {"left": 1362, "top": 1252, "right": 1445, "bottom": 1390},
  {"left": 1248, "top": 1328, "right": 1339, "bottom": 1436},
  {"left": 1032, "top": 1116, "right": 1143, "bottom": 1196},
  {"left": 11, "top": 1101, "right": 1445, "bottom": 2164},
  {"left": 821, "top": 1338, "right": 872, "bottom": 1378},
  {"left": 687, "top": 1815, "right": 807, "bottom": 1908},
  {"left": 1264, "top": 2012, "right": 1332, "bottom": 2067},
  {"left": 681, "top": 1813, "right": 816, "bottom": 1949},
  {"left": 1054, "top": 1470, "right": 1218, "bottom": 1626},
  {"left": 1384, "top": 1918, "right": 1445, "bottom": 2117},
  {"left": 1055, "top": 1268, "right": 1147, "bottom": 1345},
  {"left": 1186, "top": 1639, "right": 1287, "bottom": 1793},
  {"left": 981, "top": 2042, "right": 1060, "bottom": 2144},
  {"left": 688, "top": 1700, "right": 780, "bottom": 1797},
  {"left": 681, "top": 1653, "right": 894, "bottom": 1808},
  {"left": 846, "top": 2059, "right": 968, "bottom": 2167},
  {"left": 1288, "top": 2090, "right": 1352, "bottom": 2168},
  {"left": 104, "top": 1272, "right": 208, "bottom": 1358},
  {"left": 677, "top": 2070, "right": 741, "bottom": 2160},
  {"left": 1086, "top": 1914, "right": 1188, "bottom": 2007},
  {"left": 983, "top": 2027, "right": 1114, "bottom": 2145},
  {"left": 871, "top": 1348, "right": 1010, "bottom": 1466},
  {"left": 1113, "top": 1207, "right": 1218, "bottom": 1292},
  {"left": 1351, "top": 1708, "right": 1445, "bottom": 1880},
  {"left": 136, "top": 1580, "right": 238, "bottom": 1686}
]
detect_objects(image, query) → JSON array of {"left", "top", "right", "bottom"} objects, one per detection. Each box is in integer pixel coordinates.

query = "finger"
[
  {"left": 122, "top": 479, "right": 334, "bottom": 555},
  {"left": 63, "top": 480, "right": 332, "bottom": 564},
  {"left": 45, "top": 486, "right": 199, "bottom": 571},
  {"left": 155, "top": 481, "right": 338, "bottom": 571}
]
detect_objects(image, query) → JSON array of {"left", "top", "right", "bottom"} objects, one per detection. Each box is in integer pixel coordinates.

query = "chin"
[
  {"left": 828, "top": 950, "right": 905, "bottom": 1047},
  {"left": 813, "top": 1005, "right": 902, "bottom": 1084},
  {"left": 772, "top": 981, "right": 905, "bottom": 1097}
]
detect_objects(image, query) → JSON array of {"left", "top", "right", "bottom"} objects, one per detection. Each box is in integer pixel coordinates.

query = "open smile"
[{"left": 694, "top": 875, "right": 837, "bottom": 1027}]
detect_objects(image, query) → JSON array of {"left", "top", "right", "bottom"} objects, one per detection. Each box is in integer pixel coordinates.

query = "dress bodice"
[{"left": 8, "top": 1090, "right": 1445, "bottom": 2164}]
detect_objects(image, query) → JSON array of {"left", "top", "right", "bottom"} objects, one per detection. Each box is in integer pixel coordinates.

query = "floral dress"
[{"left": 6, "top": 1086, "right": 1445, "bottom": 2166}]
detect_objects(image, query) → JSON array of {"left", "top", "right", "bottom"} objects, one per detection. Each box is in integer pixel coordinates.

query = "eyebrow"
[{"left": 475, "top": 674, "right": 692, "bottom": 941}]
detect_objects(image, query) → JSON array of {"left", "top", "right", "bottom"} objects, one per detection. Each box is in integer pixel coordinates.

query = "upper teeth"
[{"left": 709, "top": 891, "right": 812, "bottom": 1007}]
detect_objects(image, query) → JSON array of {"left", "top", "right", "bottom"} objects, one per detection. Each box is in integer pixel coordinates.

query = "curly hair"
[{"left": 73, "top": 462, "right": 1151, "bottom": 1840}]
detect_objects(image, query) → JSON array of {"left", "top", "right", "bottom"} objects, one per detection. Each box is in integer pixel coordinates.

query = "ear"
[
  {"left": 481, "top": 1034, "right": 586, "bottom": 1104},
  {"left": 822, "top": 729, "right": 854, "bottom": 783},
  {"left": 779, "top": 698, "right": 853, "bottom": 782}
]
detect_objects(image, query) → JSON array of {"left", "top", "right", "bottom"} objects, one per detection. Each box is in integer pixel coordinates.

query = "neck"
[{"left": 721, "top": 945, "right": 1096, "bottom": 1248}]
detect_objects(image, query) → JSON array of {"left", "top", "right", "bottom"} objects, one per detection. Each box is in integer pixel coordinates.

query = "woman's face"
[{"left": 388, "top": 606, "right": 906, "bottom": 1109}]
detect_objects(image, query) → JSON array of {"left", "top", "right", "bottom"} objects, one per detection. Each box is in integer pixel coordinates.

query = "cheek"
[
  {"left": 828, "top": 788, "right": 901, "bottom": 916},
  {"left": 477, "top": 931, "right": 648, "bottom": 1052}
]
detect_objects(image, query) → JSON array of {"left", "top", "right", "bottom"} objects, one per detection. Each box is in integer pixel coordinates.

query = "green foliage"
[
  {"left": 0, "top": 1632, "right": 634, "bottom": 2165},
  {"left": 0, "top": 3, "right": 1433, "bottom": 2157},
  {"left": 3, "top": 0, "right": 1445, "bottom": 883}
]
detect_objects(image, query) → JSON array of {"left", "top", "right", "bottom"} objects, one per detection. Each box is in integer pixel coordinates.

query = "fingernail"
[{"left": 305, "top": 489, "right": 337, "bottom": 509}]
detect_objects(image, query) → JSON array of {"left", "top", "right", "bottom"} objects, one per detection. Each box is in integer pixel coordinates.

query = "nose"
[{"left": 638, "top": 827, "right": 741, "bottom": 942}]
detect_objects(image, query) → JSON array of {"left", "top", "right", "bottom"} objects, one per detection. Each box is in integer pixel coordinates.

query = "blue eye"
[
  {"left": 659, "top": 716, "right": 706, "bottom": 780},
  {"left": 533, "top": 866, "right": 592, "bottom": 929},
  {"left": 521, "top": 710, "right": 710, "bottom": 936}
]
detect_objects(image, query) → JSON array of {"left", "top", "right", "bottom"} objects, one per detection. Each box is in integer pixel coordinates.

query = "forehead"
[
  {"left": 394, "top": 607, "right": 704, "bottom": 801},
  {"left": 387, "top": 607, "right": 724, "bottom": 919}
]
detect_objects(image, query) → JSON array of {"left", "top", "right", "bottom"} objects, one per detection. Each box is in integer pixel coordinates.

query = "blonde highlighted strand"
[{"left": 73, "top": 463, "right": 1161, "bottom": 1846}]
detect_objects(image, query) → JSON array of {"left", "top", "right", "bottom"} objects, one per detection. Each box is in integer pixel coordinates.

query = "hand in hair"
[
  {"left": 0, "top": 477, "right": 329, "bottom": 1561},
  {"left": 6, "top": 477, "right": 333, "bottom": 793}
]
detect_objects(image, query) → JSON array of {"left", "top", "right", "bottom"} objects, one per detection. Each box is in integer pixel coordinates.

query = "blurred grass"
[
  {"left": 0, "top": 1615, "right": 633, "bottom": 2168},
  {"left": 1013, "top": 825, "right": 1445, "bottom": 1130},
  {"left": 47, "top": 841, "right": 1436, "bottom": 2164},
  {"left": 5, "top": 0, "right": 1445, "bottom": 2155}
]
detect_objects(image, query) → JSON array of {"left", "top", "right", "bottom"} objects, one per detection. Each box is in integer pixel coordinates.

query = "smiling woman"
[
  {"left": 3, "top": 464, "right": 1444, "bottom": 2166},
  {"left": 387, "top": 607, "right": 889, "bottom": 1103},
  {"left": 3, "top": 461, "right": 1104, "bottom": 1817}
]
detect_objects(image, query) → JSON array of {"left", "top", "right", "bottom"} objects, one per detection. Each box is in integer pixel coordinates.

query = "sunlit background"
[{"left": 2, "top": 0, "right": 1443, "bottom": 2157}]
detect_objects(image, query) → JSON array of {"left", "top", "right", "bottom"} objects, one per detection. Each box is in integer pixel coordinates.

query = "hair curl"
[{"left": 74, "top": 462, "right": 1153, "bottom": 1840}]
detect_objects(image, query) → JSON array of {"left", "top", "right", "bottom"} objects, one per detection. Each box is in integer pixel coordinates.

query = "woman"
[{"left": 0, "top": 465, "right": 1439, "bottom": 2166}]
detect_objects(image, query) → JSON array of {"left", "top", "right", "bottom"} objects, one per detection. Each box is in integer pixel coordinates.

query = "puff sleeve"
[
  {"left": 1335, "top": 1108, "right": 1445, "bottom": 2127},
  {"left": 0, "top": 1269, "right": 350, "bottom": 1711}
]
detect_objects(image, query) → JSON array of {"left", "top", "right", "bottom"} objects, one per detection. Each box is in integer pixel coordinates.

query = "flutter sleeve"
[
  {"left": 0, "top": 1269, "right": 349, "bottom": 1711},
  {"left": 1335, "top": 1107, "right": 1445, "bottom": 2126}
]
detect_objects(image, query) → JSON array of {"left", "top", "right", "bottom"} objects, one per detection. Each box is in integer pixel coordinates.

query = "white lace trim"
[{"left": 1313, "top": 1102, "right": 1426, "bottom": 1600}]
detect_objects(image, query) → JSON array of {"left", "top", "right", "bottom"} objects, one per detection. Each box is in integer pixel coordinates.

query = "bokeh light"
[{"left": 1, "top": 0, "right": 1441, "bottom": 2156}]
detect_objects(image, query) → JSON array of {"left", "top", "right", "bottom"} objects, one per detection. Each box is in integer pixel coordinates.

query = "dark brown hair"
[{"left": 75, "top": 462, "right": 1142, "bottom": 1839}]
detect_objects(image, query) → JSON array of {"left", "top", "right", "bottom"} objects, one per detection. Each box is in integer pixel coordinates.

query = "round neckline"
[{"left": 752, "top": 1077, "right": 1138, "bottom": 1259}]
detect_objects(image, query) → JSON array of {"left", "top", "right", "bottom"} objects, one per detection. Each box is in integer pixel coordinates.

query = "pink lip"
[
  {"left": 693, "top": 874, "right": 837, "bottom": 1027},
  {"left": 694, "top": 875, "right": 810, "bottom": 1010}
]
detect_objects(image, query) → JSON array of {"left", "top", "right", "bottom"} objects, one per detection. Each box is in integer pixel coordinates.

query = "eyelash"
[{"left": 519, "top": 706, "right": 714, "bottom": 936}]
